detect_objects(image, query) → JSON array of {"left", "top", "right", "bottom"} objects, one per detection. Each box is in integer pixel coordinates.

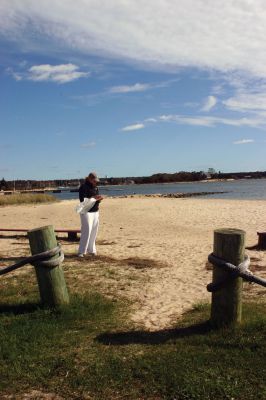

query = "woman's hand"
[{"left": 95, "top": 195, "right": 104, "bottom": 201}]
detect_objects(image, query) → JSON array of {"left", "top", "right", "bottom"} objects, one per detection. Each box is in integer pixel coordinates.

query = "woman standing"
[{"left": 78, "top": 172, "right": 103, "bottom": 257}]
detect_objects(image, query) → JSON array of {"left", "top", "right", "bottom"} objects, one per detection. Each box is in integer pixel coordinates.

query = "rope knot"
[
  {"left": 207, "top": 253, "right": 266, "bottom": 292},
  {"left": 0, "top": 244, "right": 64, "bottom": 276}
]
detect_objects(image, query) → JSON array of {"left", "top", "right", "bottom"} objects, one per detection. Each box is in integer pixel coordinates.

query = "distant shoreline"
[
  {"left": 101, "top": 178, "right": 237, "bottom": 187},
  {"left": 107, "top": 191, "right": 230, "bottom": 199},
  {"left": 1, "top": 178, "right": 266, "bottom": 201},
  {"left": 2, "top": 173, "right": 266, "bottom": 193},
  {"left": 0, "top": 177, "right": 245, "bottom": 194}
]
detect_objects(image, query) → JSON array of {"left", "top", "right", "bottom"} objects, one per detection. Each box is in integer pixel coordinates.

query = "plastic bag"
[{"left": 75, "top": 197, "right": 97, "bottom": 214}]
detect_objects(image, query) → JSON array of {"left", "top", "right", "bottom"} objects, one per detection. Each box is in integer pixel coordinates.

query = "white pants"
[{"left": 78, "top": 211, "right": 99, "bottom": 255}]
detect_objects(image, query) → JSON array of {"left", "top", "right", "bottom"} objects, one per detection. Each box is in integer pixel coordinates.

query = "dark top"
[{"left": 78, "top": 182, "right": 100, "bottom": 213}]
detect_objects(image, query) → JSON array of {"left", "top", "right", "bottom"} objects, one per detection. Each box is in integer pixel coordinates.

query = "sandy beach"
[{"left": 1, "top": 197, "right": 266, "bottom": 330}]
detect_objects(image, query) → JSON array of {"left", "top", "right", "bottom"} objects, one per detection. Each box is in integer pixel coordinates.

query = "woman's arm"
[{"left": 79, "top": 185, "right": 85, "bottom": 202}]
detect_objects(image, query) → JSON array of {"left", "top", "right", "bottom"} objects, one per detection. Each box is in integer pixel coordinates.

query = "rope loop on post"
[
  {"left": 207, "top": 253, "right": 266, "bottom": 292},
  {"left": 0, "top": 244, "right": 64, "bottom": 276}
]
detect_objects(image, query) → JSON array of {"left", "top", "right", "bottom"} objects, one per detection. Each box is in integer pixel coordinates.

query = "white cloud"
[
  {"left": 224, "top": 92, "right": 266, "bottom": 113},
  {"left": 121, "top": 123, "right": 145, "bottom": 132},
  {"left": 233, "top": 139, "right": 254, "bottom": 145},
  {"left": 109, "top": 83, "right": 151, "bottom": 94},
  {"left": 201, "top": 96, "right": 217, "bottom": 112},
  {"left": 109, "top": 80, "right": 174, "bottom": 94},
  {"left": 122, "top": 113, "right": 266, "bottom": 131},
  {"left": 2, "top": 1, "right": 266, "bottom": 77},
  {"left": 159, "top": 114, "right": 214, "bottom": 127},
  {"left": 10, "top": 71, "right": 23, "bottom": 81},
  {"left": 81, "top": 141, "right": 96, "bottom": 148},
  {"left": 145, "top": 118, "right": 157, "bottom": 123},
  {"left": 72, "top": 79, "right": 176, "bottom": 106},
  {"left": 219, "top": 76, "right": 266, "bottom": 125},
  {"left": 158, "top": 114, "right": 263, "bottom": 128},
  {"left": 10, "top": 64, "right": 89, "bottom": 83}
]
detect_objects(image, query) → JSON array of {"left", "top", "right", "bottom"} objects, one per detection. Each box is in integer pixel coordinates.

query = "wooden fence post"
[
  {"left": 210, "top": 228, "right": 246, "bottom": 328},
  {"left": 28, "top": 225, "right": 69, "bottom": 307},
  {"left": 257, "top": 232, "right": 266, "bottom": 250}
]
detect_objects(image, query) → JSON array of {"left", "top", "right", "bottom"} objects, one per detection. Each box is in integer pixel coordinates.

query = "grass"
[
  {"left": 0, "top": 273, "right": 265, "bottom": 399},
  {"left": 0, "top": 193, "right": 56, "bottom": 206}
]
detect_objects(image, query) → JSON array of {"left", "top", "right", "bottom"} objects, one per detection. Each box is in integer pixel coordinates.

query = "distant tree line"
[
  {"left": 105, "top": 171, "right": 207, "bottom": 185},
  {"left": 1, "top": 170, "right": 266, "bottom": 190},
  {"left": 0, "top": 178, "right": 8, "bottom": 190},
  {"left": 211, "top": 171, "right": 266, "bottom": 180},
  {"left": 0, "top": 179, "right": 80, "bottom": 191}
]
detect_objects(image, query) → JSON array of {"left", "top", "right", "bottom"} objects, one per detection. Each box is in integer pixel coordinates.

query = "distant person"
[{"left": 78, "top": 172, "right": 103, "bottom": 257}]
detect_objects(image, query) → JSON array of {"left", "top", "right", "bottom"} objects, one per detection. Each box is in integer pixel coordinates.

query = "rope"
[
  {"left": 0, "top": 245, "right": 64, "bottom": 276},
  {"left": 207, "top": 253, "right": 266, "bottom": 292}
]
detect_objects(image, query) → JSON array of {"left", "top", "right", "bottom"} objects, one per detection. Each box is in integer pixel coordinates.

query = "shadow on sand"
[
  {"left": 0, "top": 233, "right": 27, "bottom": 240},
  {"left": 0, "top": 233, "right": 77, "bottom": 242},
  {"left": 0, "top": 255, "right": 29, "bottom": 263}
]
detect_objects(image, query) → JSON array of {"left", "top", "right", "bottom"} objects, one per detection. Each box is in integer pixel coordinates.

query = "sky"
[{"left": 1, "top": 1, "right": 266, "bottom": 180}]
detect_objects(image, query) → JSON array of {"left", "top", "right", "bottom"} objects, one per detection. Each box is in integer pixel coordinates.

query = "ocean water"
[{"left": 54, "top": 179, "right": 266, "bottom": 200}]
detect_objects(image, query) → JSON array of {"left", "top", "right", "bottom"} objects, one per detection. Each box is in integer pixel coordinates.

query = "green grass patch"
[
  {"left": 0, "top": 276, "right": 265, "bottom": 399},
  {"left": 0, "top": 193, "right": 56, "bottom": 206}
]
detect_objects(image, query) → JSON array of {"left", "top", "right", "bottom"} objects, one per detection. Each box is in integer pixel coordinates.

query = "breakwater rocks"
[{"left": 110, "top": 191, "right": 229, "bottom": 199}]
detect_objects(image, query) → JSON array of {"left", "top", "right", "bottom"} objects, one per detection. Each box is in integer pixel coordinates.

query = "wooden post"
[
  {"left": 257, "top": 232, "right": 266, "bottom": 250},
  {"left": 67, "top": 231, "right": 78, "bottom": 241},
  {"left": 210, "top": 228, "right": 245, "bottom": 328},
  {"left": 28, "top": 225, "right": 69, "bottom": 307}
]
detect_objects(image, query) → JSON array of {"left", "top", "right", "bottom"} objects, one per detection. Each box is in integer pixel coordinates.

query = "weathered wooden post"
[
  {"left": 257, "top": 231, "right": 266, "bottom": 250},
  {"left": 28, "top": 225, "right": 69, "bottom": 307},
  {"left": 210, "top": 228, "right": 245, "bottom": 328}
]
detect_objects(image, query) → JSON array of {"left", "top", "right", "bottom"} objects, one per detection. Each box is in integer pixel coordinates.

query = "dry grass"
[
  {"left": 64, "top": 253, "right": 168, "bottom": 270},
  {"left": 61, "top": 254, "right": 157, "bottom": 302},
  {"left": 0, "top": 193, "right": 56, "bottom": 206}
]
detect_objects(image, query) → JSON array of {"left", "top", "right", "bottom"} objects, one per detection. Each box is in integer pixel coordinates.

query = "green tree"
[{"left": 0, "top": 178, "right": 8, "bottom": 191}]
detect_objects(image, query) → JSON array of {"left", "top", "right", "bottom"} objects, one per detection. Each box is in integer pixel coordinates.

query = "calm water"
[{"left": 55, "top": 179, "right": 266, "bottom": 200}]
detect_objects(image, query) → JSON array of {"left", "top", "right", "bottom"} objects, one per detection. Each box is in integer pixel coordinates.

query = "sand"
[{"left": 1, "top": 197, "right": 266, "bottom": 330}]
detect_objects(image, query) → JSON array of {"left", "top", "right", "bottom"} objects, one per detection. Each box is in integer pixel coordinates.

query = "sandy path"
[{"left": 0, "top": 197, "right": 266, "bottom": 330}]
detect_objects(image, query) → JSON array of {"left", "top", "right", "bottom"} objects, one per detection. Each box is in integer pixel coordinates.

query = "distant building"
[{"left": 206, "top": 168, "right": 216, "bottom": 179}]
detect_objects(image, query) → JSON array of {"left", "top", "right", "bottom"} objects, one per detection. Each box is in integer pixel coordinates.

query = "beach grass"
[
  {"left": 0, "top": 271, "right": 265, "bottom": 400},
  {"left": 0, "top": 193, "right": 56, "bottom": 206}
]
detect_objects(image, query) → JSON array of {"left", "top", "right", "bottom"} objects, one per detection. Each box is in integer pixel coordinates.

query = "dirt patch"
[
  {"left": 64, "top": 253, "right": 169, "bottom": 270},
  {"left": 2, "top": 390, "right": 64, "bottom": 400},
  {"left": 97, "top": 240, "right": 117, "bottom": 246}
]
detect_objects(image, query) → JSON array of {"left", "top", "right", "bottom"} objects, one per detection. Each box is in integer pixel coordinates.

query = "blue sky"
[{"left": 1, "top": 1, "right": 266, "bottom": 179}]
